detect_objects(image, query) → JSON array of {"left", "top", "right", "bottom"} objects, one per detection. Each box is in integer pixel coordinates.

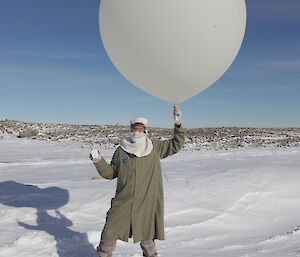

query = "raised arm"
[
  {"left": 155, "top": 123, "right": 185, "bottom": 159},
  {"left": 155, "top": 105, "right": 185, "bottom": 159},
  {"left": 92, "top": 148, "right": 119, "bottom": 180}
]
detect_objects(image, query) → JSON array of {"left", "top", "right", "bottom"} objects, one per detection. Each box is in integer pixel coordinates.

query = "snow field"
[{"left": 0, "top": 135, "right": 300, "bottom": 257}]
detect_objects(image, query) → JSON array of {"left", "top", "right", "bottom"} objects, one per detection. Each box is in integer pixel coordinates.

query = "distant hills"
[{"left": 1, "top": 120, "right": 299, "bottom": 150}]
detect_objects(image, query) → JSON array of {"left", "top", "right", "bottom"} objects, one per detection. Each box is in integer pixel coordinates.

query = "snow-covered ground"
[{"left": 0, "top": 135, "right": 300, "bottom": 257}]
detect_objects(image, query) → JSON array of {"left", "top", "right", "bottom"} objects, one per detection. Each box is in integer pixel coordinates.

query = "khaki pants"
[{"left": 96, "top": 239, "right": 157, "bottom": 257}]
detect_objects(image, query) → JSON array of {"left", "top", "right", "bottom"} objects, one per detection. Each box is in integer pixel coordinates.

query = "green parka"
[{"left": 94, "top": 124, "right": 185, "bottom": 243}]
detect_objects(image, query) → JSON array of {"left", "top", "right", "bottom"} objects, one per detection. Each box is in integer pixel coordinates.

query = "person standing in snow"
[{"left": 90, "top": 105, "right": 185, "bottom": 257}]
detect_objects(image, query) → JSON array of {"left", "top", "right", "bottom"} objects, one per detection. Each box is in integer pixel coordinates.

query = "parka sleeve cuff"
[
  {"left": 174, "top": 123, "right": 184, "bottom": 133},
  {"left": 92, "top": 156, "right": 102, "bottom": 164},
  {"left": 94, "top": 157, "right": 116, "bottom": 180}
]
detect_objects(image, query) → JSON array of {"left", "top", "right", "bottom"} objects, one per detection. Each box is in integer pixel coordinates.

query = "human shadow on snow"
[{"left": 0, "top": 181, "right": 98, "bottom": 257}]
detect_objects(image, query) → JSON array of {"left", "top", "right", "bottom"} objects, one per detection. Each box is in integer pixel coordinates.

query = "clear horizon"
[
  {"left": 0, "top": 0, "right": 300, "bottom": 128},
  {"left": 2, "top": 118, "right": 300, "bottom": 130}
]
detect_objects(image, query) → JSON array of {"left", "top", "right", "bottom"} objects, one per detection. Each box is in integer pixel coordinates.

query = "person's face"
[{"left": 131, "top": 124, "right": 145, "bottom": 133}]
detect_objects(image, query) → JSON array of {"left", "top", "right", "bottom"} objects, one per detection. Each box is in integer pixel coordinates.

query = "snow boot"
[
  {"left": 143, "top": 253, "right": 158, "bottom": 257},
  {"left": 140, "top": 240, "right": 158, "bottom": 257},
  {"left": 96, "top": 241, "right": 117, "bottom": 257}
]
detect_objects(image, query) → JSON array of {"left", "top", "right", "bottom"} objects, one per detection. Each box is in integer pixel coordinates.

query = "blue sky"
[{"left": 0, "top": 0, "right": 299, "bottom": 128}]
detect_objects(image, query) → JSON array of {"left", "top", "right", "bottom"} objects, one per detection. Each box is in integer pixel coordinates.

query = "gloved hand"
[
  {"left": 89, "top": 149, "right": 102, "bottom": 163},
  {"left": 173, "top": 104, "right": 182, "bottom": 124}
]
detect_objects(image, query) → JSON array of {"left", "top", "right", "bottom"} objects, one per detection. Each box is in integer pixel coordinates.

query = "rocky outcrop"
[
  {"left": 1, "top": 120, "right": 299, "bottom": 150},
  {"left": 18, "top": 129, "right": 39, "bottom": 138}
]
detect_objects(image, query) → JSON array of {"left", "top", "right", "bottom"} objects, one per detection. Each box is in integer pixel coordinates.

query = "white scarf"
[{"left": 120, "top": 132, "right": 153, "bottom": 157}]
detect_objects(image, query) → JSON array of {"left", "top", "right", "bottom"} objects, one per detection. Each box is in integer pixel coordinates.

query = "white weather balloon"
[{"left": 99, "top": 0, "right": 247, "bottom": 104}]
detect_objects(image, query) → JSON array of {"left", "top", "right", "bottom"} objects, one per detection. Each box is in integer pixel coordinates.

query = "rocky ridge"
[{"left": 1, "top": 120, "right": 300, "bottom": 150}]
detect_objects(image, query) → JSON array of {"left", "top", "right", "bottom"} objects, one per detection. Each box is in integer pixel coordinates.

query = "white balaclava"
[
  {"left": 120, "top": 117, "right": 153, "bottom": 157},
  {"left": 130, "top": 117, "right": 148, "bottom": 133}
]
